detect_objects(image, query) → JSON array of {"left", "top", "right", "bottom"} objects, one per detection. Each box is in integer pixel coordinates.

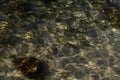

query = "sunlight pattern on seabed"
[{"left": 0, "top": 0, "right": 120, "bottom": 80}]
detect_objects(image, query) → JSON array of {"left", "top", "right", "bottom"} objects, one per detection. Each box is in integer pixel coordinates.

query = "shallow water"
[{"left": 0, "top": 0, "right": 120, "bottom": 80}]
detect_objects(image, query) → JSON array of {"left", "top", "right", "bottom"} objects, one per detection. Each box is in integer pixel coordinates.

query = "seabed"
[{"left": 0, "top": 0, "right": 120, "bottom": 80}]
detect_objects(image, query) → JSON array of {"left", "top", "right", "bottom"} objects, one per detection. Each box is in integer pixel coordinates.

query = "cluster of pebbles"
[{"left": 0, "top": 0, "right": 120, "bottom": 80}]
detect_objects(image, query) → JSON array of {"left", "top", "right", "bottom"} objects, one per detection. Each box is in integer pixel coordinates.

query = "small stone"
[{"left": 92, "top": 74, "right": 100, "bottom": 80}]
